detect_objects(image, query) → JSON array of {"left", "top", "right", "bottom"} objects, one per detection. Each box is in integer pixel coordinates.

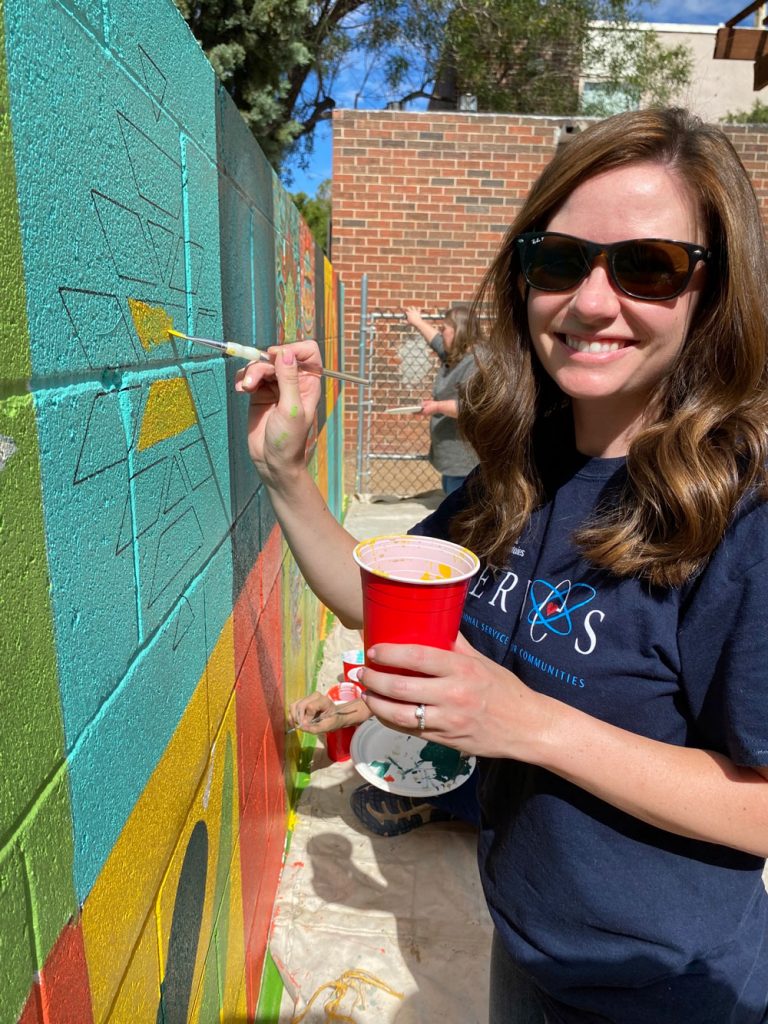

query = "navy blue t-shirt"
[{"left": 412, "top": 452, "right": 768, "bottom": 1023}]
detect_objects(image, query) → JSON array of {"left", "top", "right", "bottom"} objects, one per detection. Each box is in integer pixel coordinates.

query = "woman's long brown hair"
[{"left": 453, "top": 107, "right": 768, "bottom": 587}]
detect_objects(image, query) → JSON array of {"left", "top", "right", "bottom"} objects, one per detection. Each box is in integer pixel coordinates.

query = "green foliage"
[
  {"left": 445, "top": 0, "right": 692, "bottom": 118},
  {"left": 723, "top": 98, "right": 768, "bottom": 124},
  {"left": 579, "top": 21, "right": 693, "bottom": 117},
  {"left": 291, "top": 180, "right": 332, "bottom": 251},
  {"left": 172, "top": 0, "right": 693, "bottom": 176}
]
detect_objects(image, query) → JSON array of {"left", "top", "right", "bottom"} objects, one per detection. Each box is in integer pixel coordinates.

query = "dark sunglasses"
[{"left": 515, "top": 231, "right": 711, "bottom": 301}]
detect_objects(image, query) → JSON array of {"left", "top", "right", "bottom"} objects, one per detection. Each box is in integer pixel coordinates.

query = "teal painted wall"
[{"left": 0, "top": 0, "right": 344, "bottom": 1020}]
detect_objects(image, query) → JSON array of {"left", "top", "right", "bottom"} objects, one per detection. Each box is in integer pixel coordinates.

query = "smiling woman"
[{"left": 236, "top": 107, "right": 768, "bottom": 1024}]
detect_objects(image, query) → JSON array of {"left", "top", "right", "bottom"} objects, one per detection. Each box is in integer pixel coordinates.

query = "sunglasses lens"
[
  {"left": 524, "top": 236, "right": 587, "bottom": 291},
  {"left": 613, "top": 240, "right": 691, "bottom": 298}
]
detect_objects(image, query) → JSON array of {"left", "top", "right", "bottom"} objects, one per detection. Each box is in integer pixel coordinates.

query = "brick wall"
[{"left": 332, "top": 109, "right": 768, "bottom": 493}]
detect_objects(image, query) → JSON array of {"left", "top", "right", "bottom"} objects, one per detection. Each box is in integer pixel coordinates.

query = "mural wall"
[{"left": 0, "top": 0, "right": 344, "bottom": 1021}]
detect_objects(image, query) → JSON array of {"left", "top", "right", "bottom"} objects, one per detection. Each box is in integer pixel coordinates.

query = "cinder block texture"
[{"left": 0, "top": 0, "right": 344, "bottom": 1021}]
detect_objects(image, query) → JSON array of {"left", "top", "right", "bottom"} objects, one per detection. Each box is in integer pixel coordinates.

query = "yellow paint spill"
[
  {"left": 138, "top": 378, "right": 198, "bottom": 450},
  {"left": 128, "top": 298, "right": 175, "bottom": 351},
  {"left": 291, "top": 968, "right": 403, "bottom": 1023}
]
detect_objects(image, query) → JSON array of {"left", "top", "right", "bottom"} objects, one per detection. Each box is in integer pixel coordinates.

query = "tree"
[
  {"left": 723, "top": 98, "right": 768, "bottom": 124},
  {"left": 291, "top": 179, "right": 332, "bottom": 250},
  {"left": 442, "top": 0, "right": 692, "bottom": 118},
  {"left": 172, "top": 0, "right": 691, "bottom": 177},
  {"left": 171, "top": 0, "right": 450, "bottom": 174}
]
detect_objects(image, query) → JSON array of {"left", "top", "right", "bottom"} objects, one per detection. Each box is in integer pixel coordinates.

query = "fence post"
[{"left": 355, "top": 273, "right": 368, "bottom": 494}]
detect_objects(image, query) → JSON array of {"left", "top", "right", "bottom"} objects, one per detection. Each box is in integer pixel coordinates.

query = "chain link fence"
[{"left": 355, "top": 311, "right": 443, "bottom": 498}]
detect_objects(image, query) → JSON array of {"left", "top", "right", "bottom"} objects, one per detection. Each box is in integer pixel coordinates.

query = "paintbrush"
[
  {"left": 285, "top": 705, "right": 361, "bottom": 735},
  {"left": 168, "top": 329, "right": 369, "bottom": 386}
]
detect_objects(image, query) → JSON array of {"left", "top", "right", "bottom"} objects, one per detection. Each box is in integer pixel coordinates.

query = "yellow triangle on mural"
[{"left": 138, "top": 378, "right": 198, "bottom": 451}]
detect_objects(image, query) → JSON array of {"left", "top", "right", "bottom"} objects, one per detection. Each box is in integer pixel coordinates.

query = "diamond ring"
[{"left": 415, "top": 703, "right": 426, "bottom": 731}]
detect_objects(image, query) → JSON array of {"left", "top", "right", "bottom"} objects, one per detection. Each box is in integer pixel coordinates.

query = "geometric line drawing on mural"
[
  {"left": 189, "top": 367, "right": 222, "bottom": 419},
  {"left": 147, "top": 505, "right": 204, "bottom": 607},
  {"left": 196, "top": 308, "right": 219, "bottom": 338},
  {"left": 169, "top": 236, "right": 205, "bottom": 294},
  {"left": 147, "top": 221, "right": 177, "bottom": 282},
  {"left": 0, "top": 434, "right": 17, "bottom": 473},
  {"left": 117, "top": 112, "right": 181, "bottom": 220},
  {"left": 137, "top": 45, "right": 168, "bottom": 123},
  {"left": 60, "top": 287, "right": 142, "bottom": 367},
  {"left": 164, "top": 453, "right": 188, "bottom": 512},
  {"left": 155, "top": 820, "right": 208, "bottom": 1024},
  {"left": 180, "top": 438, "right": 213, "bottom": 491},
  {"left": 73, "top": 390, "right": 131, "bottom": 484},
  {"left": 116, "top": 458, "right": 167, "bottom": 554},
  {"left": 91, "top": 191, "right": 158, "bottom": 285},
  {"left": 172, "top": 596, "right": 195, "bottom": 651}
]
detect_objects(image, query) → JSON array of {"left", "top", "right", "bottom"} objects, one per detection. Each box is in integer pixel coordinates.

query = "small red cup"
[
  {"left": 341, "top": 648, "right": 365, "bottom": 684},
  {"left": 352, "top": 534, "right": 480, "bottom": 675},
  {"left": 325, "top": 682, "right": 362, "bottom": 762}
]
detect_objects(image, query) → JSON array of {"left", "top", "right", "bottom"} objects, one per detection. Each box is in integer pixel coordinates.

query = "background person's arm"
[{"left": 405, "top": 305, "right": 440, "bottom": 344}]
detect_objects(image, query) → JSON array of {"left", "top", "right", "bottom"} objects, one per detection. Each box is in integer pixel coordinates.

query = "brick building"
[{"left": 331, "top": 108, "right": 768, "bottom": 494}]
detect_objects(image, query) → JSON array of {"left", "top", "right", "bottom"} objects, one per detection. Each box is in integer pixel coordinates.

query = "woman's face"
[
  {"left": 442, "top": 322, "right": 456, "bottom": 349},
  {"left": 526, "top": 161, "right": 707, "bottom": 454}
]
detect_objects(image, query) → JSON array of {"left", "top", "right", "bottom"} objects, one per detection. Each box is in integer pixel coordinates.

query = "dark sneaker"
[{"left": 350, "top": 783, "right": 459, "bottom": 837}]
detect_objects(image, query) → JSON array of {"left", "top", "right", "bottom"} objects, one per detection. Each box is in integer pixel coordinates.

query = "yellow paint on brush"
[
  {"left": 138, "top": 377, "right": 198, "bottom": 450},
  {"left": 128, "top": 298, "right": 175, "bottom": 351}
]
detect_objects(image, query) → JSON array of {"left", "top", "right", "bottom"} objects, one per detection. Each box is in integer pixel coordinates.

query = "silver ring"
[{"left": 415, "top": 703, "right": 426, "bottom": 731}]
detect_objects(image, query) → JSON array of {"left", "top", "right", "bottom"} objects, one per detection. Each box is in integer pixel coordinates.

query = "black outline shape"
[
  {"left": 91, "top": 190, "right": 158, "bottom": 285},
  {"left": 137, "top": 44, "right": 168, "bottom": 123},
  {"left": 117, "top": 111, "right": 181, "bottom": 221},
  {"left": 60, "top": 287, "right": 142, "bottom": 367}
]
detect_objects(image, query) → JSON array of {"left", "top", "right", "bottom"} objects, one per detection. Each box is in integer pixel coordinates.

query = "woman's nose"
[{"left": 568, "top": 260, "right": 622, "bottom": 321}]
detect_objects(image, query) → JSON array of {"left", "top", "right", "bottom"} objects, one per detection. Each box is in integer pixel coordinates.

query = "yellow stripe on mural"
[{"left": 138, "top": 378, "right": 198, "bottom": 451}]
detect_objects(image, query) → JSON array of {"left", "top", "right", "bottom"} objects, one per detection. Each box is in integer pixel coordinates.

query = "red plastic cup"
[
  {"left": 341, "top": 648, "right": 365, "bottom": 684},
  {"left": 352, "top": 534, "right": 480, "bottom": 675},
  {"left": 325, "top": 682, "right": 362, "bottom": 762}
]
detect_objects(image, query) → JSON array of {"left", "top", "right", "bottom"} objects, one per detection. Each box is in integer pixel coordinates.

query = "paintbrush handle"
[
  {"left": 179, "top": 333, "right": 369, "bottom": 387},
  {"left": 231, "top": 343, "right": 368, "bottom": 386}
]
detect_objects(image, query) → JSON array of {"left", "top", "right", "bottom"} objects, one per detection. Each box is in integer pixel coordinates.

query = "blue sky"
[{"left": 283, "top": 2, "right": 742, "bottom": 194}]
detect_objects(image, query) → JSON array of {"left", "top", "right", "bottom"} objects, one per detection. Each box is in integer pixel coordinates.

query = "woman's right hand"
[
  {"left": 289, "top": 692, "right": 336, "bottom": 733},
  {"left": 234, "top": 341, "right": 322, "bottom": 486}
]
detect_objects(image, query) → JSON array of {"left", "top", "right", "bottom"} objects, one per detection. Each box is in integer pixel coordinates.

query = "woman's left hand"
[{"left": 358, "top": 633, "right": 549, "bottom": 760}]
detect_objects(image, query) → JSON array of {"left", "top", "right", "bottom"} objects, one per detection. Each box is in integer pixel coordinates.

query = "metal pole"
[{"left": 355, "top": 273, "right": 368, "bottom": 494}]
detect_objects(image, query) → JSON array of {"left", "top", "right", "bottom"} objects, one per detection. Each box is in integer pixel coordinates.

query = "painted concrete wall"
[{"left": 0, "top": 0, "right": 344, "bottom": 1021}]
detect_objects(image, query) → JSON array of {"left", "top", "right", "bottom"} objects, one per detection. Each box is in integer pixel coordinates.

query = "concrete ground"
[{"left": 270, "top": 492, "right": 494, "bottom": 1024}]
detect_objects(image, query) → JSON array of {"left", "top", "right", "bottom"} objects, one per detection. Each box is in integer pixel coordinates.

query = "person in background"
[
  {"left": 404, "top": 303, "right": 479, "bottom": 495},
  {"left": 236, "top": 108, "right": 768, "bottom": 1023}
]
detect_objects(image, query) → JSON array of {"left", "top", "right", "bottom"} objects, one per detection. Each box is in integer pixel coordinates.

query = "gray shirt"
[{"left": 428, "top": 333, "right": 479, "bottom": 477}]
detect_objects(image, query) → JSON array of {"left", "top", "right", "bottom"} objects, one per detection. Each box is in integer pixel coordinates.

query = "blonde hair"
[
  {"left": 454, "top": 108, "right": 768, "bottom": 587},
  {"left": 442, "top": 303, "right": 479, "bottom": 367}
]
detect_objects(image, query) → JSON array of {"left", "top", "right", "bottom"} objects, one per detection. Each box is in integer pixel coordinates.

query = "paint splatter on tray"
[{"left": 351, "top": 720, "right": 475, "bottom": 797}]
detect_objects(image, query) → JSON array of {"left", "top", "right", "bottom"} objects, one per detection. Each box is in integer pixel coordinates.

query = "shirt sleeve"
[{"left": 678, "top": 502, "right": 768, "bottom": 766}]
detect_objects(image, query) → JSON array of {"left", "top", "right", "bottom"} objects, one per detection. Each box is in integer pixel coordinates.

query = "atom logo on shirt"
[{"left": 528, "top": 579, "right": 597, "bottom": 641}]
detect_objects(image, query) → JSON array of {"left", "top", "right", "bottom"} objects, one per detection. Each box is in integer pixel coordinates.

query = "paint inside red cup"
[{"left": 352, "top": 534, "right": 480, "bottom": 675}]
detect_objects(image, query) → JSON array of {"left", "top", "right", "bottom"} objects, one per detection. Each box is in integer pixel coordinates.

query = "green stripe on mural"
[{"left": 0, "top": 0, "right": 31, "bottom": 380}]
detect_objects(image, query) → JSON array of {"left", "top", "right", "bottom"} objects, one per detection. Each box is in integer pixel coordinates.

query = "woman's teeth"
[{"left": 565, "top": 336, "right": 621, "bottom": 353}]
